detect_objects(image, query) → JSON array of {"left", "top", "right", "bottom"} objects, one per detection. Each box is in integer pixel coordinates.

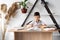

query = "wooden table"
[{"left": 9, "top": 29, "right": 59, "bottom": 40}]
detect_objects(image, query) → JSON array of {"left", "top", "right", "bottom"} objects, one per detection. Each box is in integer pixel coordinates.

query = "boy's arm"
[
  {"left": 39, "top": 24, "right": 47, "bottom": 28},
  {"left": 25, "top": 24, "right": 33, "bottom": 29},
  {"left": 25, "top": 21, "right": 33, "bottom": 29},
  {"left": 40, "top": 21, "right": 47, "bottom": 28}
]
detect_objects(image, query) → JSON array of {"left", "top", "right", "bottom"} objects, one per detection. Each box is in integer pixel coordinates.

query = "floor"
[
  {"left": 53, "top": 32, "right": 60, "bottom": 40},
  {"left": 53, "top": 36, "right": 60, "bottom": 40}
]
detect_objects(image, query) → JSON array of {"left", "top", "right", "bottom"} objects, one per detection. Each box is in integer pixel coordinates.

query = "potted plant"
[{"left": 20, "top": 0, "right": 28, "bottom": 13}]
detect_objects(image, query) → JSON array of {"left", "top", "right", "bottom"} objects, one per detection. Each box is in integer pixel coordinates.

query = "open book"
[{"left": 26, "top": 27, "right": 41, "bottom": 31}]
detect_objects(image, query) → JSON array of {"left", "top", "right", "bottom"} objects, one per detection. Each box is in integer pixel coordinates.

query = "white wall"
[
  {"left": 0, "top": 0, "right": 60, "bottom": 40},
  {"left": 45, "top": 0, "right": 60, "bottom": 25}
]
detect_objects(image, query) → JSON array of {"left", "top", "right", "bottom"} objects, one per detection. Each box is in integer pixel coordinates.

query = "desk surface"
[{"left": 9, "top": 29, "right": 59, "bottom": 32}]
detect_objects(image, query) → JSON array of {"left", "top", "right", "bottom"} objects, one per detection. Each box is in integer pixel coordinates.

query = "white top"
[
  {"left": 6, "top": 9, "right": 28, "bottom": 30},
  {"left": 29, "top": 20, "right": 45, "bottom": 27},
  {"left": 0, "top": 11, "right": 7, "bottom": 32},
  {"left": 27, "top": 20, "right": 46, "bottom": 30},
  {"left": 0, "top": 11, "right": 2, "bottom": 30},
  {"left": 0, "top": 11, "right": 2, "bottom": 20}
]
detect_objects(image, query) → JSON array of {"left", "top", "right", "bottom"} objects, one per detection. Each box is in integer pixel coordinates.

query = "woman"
[
  {"left": 4, "top": 2, "right": 20, "bottom": 40},
  {"left": 0, "top": 4, "right": 8, "bottom": 40}
]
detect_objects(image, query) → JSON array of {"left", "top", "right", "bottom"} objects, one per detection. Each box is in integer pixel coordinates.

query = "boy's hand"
[
  {"left": 38, "top": 24, "right": 47, "bottom": 29},
  {"left": 25, "top": 24, "right": 33, "bottom": 29}
]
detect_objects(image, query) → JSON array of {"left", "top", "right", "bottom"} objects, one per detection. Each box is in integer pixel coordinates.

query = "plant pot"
[{"left": 21, "top": 8, "right": 27, "bottom": 13}]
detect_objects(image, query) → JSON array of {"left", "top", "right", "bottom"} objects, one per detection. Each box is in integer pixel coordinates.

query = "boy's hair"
[{"left": 34, "top": 12, "right": 40, "bottom": 17}]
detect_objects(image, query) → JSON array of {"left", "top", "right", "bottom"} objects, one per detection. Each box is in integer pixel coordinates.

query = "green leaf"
[
  {"left": 24, "top": 0, "right": 28, "bottom": 2},
  {"left": 23, "top": 3, "right": 26, "bottom": 8},
  {"left": 20, "top": 0, "right": 28, "bottom": 8},
  {"left": 20, "top": 2, "right": 23, "bottom": 5}
]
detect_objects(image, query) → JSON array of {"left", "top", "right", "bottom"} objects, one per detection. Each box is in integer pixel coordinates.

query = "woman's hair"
[
  {"left": 5, "top": 2, "right": 18, "bottom": 20},
  {"left": 34, "top": 12, "right": 40, "bottom": 17},
  {"left": 1, "top": 4, "right": 7, "bottom": 12}
]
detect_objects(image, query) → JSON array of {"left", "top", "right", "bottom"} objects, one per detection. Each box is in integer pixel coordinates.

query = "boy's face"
[{"left": 34, "top": 16, "right": 40, "bottom": 21}]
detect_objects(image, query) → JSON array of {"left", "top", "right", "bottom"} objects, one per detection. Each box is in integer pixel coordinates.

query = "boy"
[{"left": 26, "top": 12, "right": 47, "bottom": 29}]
